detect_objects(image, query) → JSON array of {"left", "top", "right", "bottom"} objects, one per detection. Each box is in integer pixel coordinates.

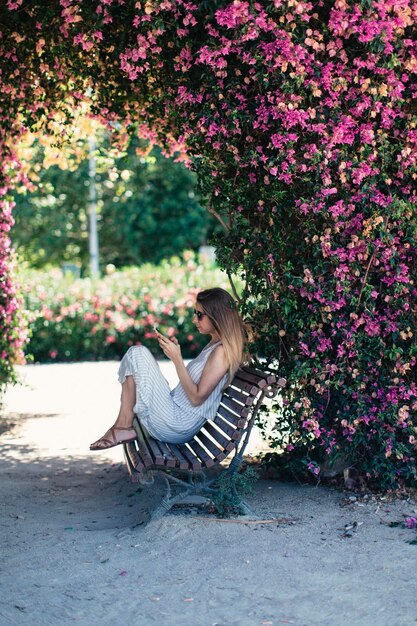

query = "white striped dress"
[{"left": 117, "top": 342, "right": 228, "bottom": 443}]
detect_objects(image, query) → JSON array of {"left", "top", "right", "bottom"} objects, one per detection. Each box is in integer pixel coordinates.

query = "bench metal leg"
[
  {"left": 150, "top": 477, "right": 192, "bottom": 521},
  {"left": 202, "top": 452, "right": 255, "bottom": 517},
  {"left": 147, "top": 471, "right": 209, "bottom": 521},
  {"left": 142, "top": 463, "right": 254, "bottom": 521},
  {"left": 237, "top": 500, "right": 253, "bottom": 516}
]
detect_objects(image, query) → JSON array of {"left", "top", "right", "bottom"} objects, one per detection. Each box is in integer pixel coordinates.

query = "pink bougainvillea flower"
[{"left": 405, "top": 517, "right": 417, "bottom": 529}]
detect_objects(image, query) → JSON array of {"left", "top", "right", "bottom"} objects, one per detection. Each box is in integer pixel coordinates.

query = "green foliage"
[
  {"left": 19, "top": 252, "right": 238, "bottom": 363},
  {"left": 0, "top": 251, "right": 30, "bottom": 405},
  {"left": 12, "top": 136, "right": 218, "bottom": 271},
  {"left": 211, "top": 467, "right": 259, "bottom": 518}
]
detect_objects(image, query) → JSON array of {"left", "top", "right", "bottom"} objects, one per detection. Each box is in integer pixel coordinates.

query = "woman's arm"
[{"left": 157, "top": 334, "right": 228, "bottom": 406}]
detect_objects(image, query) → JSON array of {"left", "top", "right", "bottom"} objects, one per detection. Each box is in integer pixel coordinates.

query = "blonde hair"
[{"left": 196, "top": 287, "right": 246, "bottom": 384}]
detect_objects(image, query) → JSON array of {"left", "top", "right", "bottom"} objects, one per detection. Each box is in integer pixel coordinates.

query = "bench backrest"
[
  {"left": 172, "top": 365, "right": 286, "bottom": 470},
  {"left": 124, "top": 365, "right": 286, "bottom": 475}
]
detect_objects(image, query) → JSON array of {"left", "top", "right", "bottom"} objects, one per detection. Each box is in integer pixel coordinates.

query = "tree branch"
[
  {"left": 356, "top": 251, "right": 375, "bottom": 310},
  {"left": 227, "top": 270, "right": 242, "bottom": 304},
  {"left": 207, "top": 194, "right": 229, "bottom": 231}
]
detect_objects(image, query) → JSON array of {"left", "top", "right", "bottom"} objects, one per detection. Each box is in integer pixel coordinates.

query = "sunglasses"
[{"left": 194, "top": 309, "right": 207, "bottom": 320}]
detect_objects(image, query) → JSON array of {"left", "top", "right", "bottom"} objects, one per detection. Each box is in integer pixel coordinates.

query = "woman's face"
[{"left": 193, "top": 303, "right": 217, "bottom": 337}]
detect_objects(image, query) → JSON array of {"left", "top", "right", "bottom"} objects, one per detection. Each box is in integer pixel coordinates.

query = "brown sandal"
[{"left": 89, "top": 426, "right": 136, "bottom": 451}]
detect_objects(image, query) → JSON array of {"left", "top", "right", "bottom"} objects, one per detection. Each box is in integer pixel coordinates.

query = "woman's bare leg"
[
  {"left": 113, "top": 375, "right": 136, "bottom": 428},
  {"left": 90, "top": 375, "right": 137, "bottom": 450}
]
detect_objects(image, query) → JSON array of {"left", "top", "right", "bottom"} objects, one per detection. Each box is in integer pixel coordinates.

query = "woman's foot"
[{"left": 89, "top": 425, "right": 136, "bottom": 451}]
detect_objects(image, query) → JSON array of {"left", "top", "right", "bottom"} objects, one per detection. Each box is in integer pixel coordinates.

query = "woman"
[{"left": 90, "top": 287, "right": 246, "bottom": 450}]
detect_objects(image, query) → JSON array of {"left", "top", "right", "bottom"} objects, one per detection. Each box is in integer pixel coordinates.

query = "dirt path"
[{"left": 1, "top": 363, "right": 416, "bottom": 626}]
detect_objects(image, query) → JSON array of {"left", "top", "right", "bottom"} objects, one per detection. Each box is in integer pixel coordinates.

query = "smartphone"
[{"left": 153, "top": 324, "right": 165, "bottom": 337}]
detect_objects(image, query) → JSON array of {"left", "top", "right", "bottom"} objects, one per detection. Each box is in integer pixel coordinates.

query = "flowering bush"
[
  {"left": 390, "top": 514, "right": 417, "bottom": 545},
  {"left": 0, "top": 1, "right": 416, "bottom": 487},
  {"left": 0, "top": 245, "right": 28, "bottom": 394},
  {"left": 20, "top": 253, "right": 232, "bottom": 362}
]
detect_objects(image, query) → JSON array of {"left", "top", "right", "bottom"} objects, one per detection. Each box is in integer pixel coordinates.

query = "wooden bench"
[{"left": 123, "top": 365, "right": 286, "bottom": 519}]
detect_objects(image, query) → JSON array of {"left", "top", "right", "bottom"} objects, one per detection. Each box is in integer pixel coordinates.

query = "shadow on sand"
[{"left": 1, "top": 417, "right": 166, "bottom": 532}]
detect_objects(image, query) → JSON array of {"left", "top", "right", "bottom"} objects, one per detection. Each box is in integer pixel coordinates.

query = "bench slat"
[
  {"left": 212, "top": 415, "right": 241, "bottom": 440},
  {"left": 196, "top": 430, "right": 227, "bottom": 462},
  {"left": 187, "top": 439, "right": 215, "bottom": 468},
  {"left": 124, "top": 454, "right": 141, "bottom": 483},
  {"left": 241, "top": 365, "right": 277, "bottom": 385},
  {"left": 133, "top": 420, "right": 155, "bottom": 467},
  {"left": 155, "top": 440, "right": 177, "bottom": 468},
  {"left": 224, "top": 386, "right": 254, "bottom": 406},
  {"left": 220, "top": 396, "right": 250, "bottom": 418},
  {"left": 233, "top": 370, "right": 267, "bottom": 388},
  {"left": 124, "top": 440, "right": 145, "bottom": 474},
  {"left": 176, "top": 443, "right": 202, "bottom": 470},
  {"left": 203, "top": 421, "right": 235, "bottom": 451},
  {"left": 166, "top": 443, "right": 191, "bottom": 470},
  {"left": 226, "top": 378, "right": 259, "bottom": 395},
  {"left": 143, "top": 433, "right": 166, "bottom": 466},
  {"left": 217, "top": 403, "right": 247, "bottom": 427}
]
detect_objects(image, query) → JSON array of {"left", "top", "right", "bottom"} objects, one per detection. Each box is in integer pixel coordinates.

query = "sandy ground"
[{"left": 1, "top": 361, "right": 417, "bottom": 626}]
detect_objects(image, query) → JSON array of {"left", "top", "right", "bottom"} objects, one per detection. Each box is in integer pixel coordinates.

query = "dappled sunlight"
[
  {"left": 1, "top": 362, "right": 136, "bottom": 481},
  {"left": 0, "top": 380, "right": 162, "bottom": 532},
  {"left": 3, "top": 413, "right": 122, "bottom": 461},
  {"left": 4, "top": 362, "right": 130, "bottom": 451},
  {"left": 1, "top": 366, "right": 417, "bottom": 626},
  {"left": 1, "top": 447, "right": 153, "bottom": 532},
  {"left": 2, "top": 360, "right": 271, "bottom": 473},
  {"left": 0, "top": 360, "right": 272, "bottom": 533},
  {"left": 3, "top": 411, "right": 123, "bottom": 470}
]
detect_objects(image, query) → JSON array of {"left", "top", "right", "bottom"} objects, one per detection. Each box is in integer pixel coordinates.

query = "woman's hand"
[{"left": 157, "top": 332, "right": 182, "bottom": 363}]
